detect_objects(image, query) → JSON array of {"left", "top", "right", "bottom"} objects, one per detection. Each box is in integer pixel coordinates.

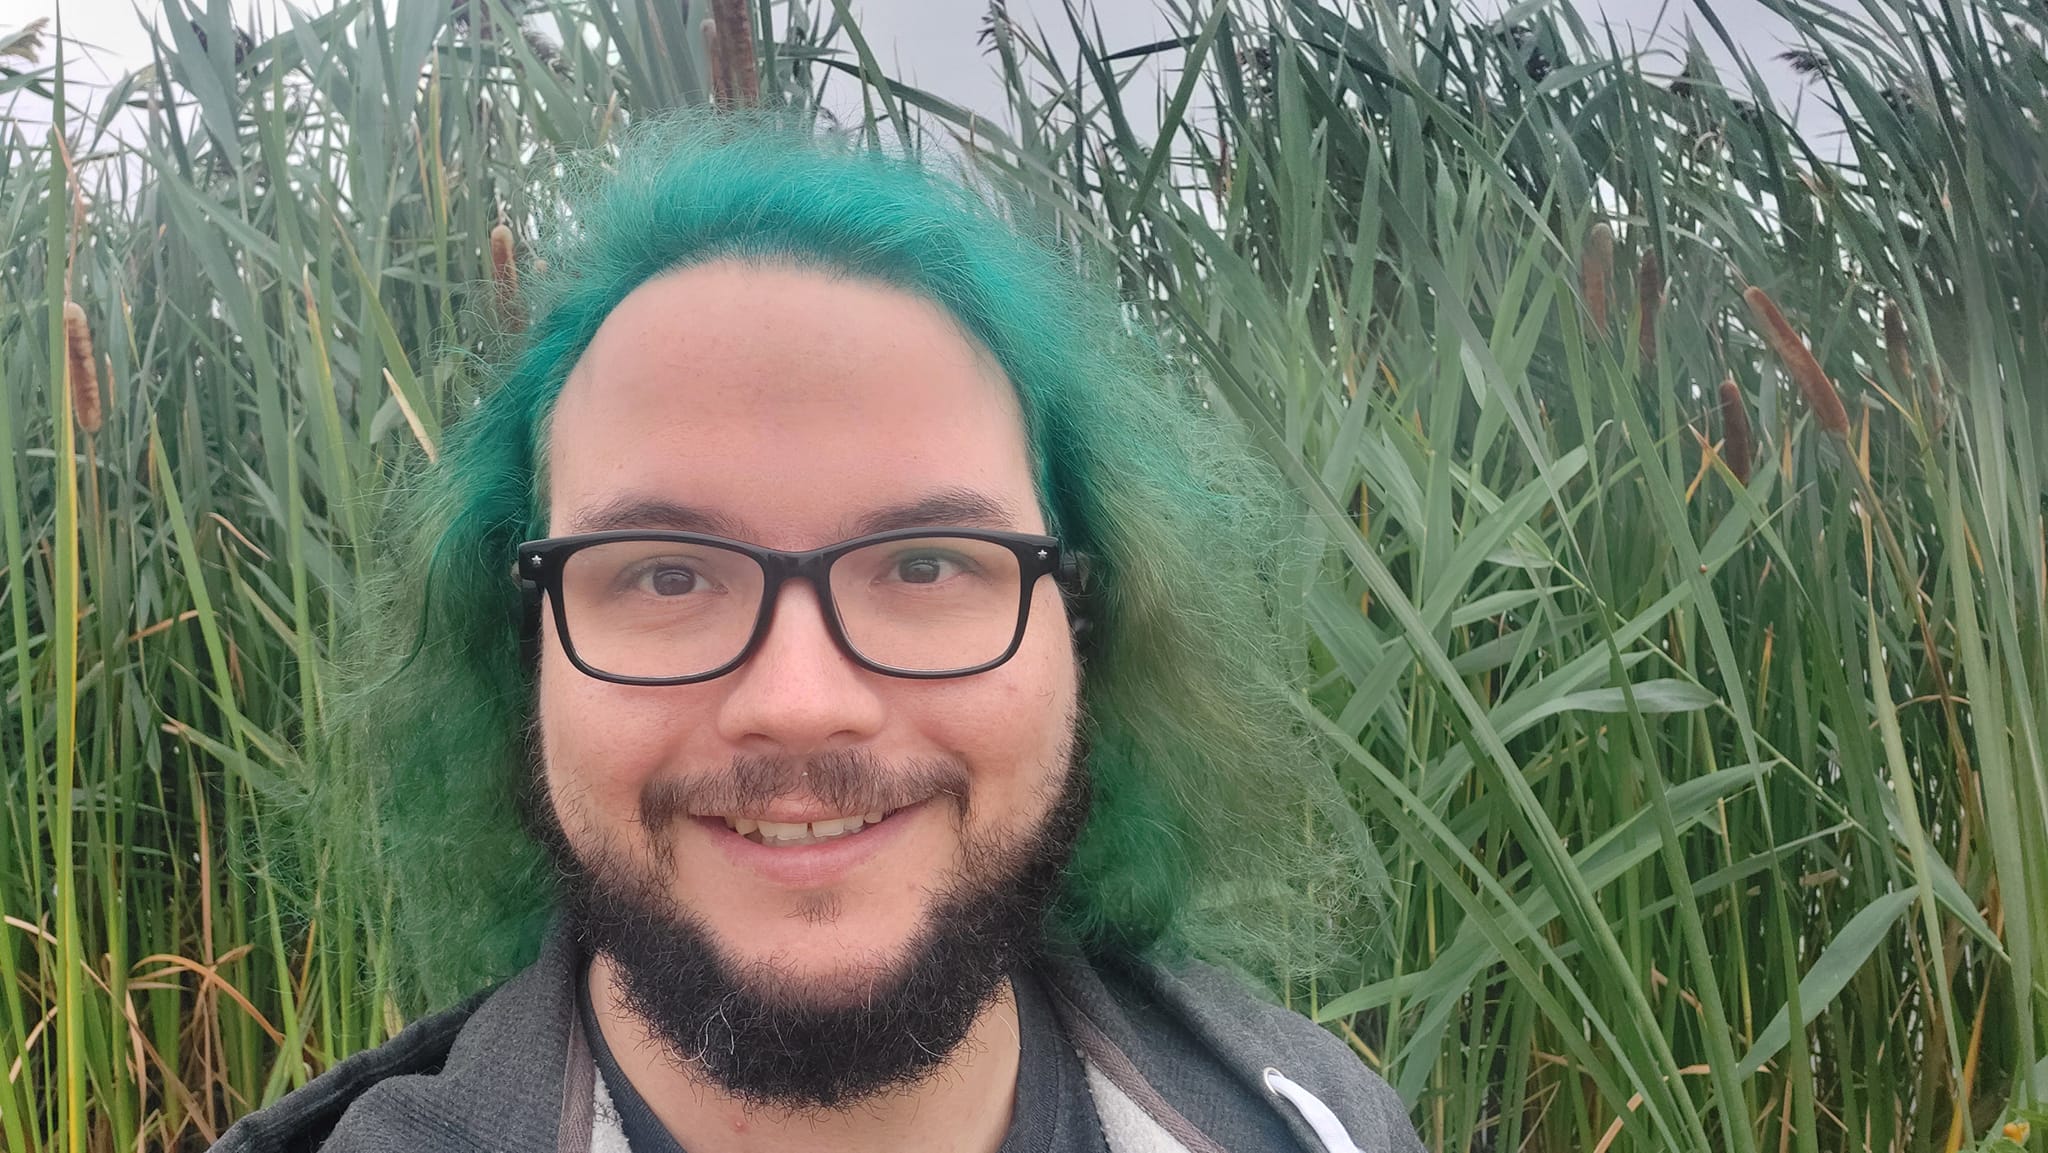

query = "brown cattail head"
[
  {"left": 1718, "top": 375, "right": 1753, "bottom": 484},
  {"left": 1636, "top": 248, "right": 1665, "bottom": 367},
  {"left": 709, "top": 0, "right": 760, "bottom": 107},
  {"left": 63, "top": 299, "right": 102, "bottom": 435},
  {"left": 489, "top": 223, "right": 517, "bottom": 297},
  {"left": 1882, "top": 300, "right": 1912, "bottom": 383},
  {"left": 702, "top": 17, "right": 730, "bottom": 105},
  {"left": 489, "top": 223, "right": 523, "bottom": 330},
  {"left": 1583, "top": 222, "right": 1613, "bottom": 337},
  {"left": 1744, "top": 286, "right": 1849, "bottom": 438}
]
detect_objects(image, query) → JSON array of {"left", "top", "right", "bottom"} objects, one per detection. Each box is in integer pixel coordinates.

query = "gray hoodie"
[{"left": 213, "top": 925, "right": 1423, "bottom": 1153}]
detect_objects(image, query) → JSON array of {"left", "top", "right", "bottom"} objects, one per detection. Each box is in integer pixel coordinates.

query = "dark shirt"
[{"left": 578, "top": 967, "right": 1109, "bottom": 1153}]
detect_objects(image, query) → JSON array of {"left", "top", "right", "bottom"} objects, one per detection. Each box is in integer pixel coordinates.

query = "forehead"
[{"left": 544, "top": 261, "right": 1043, "bottom": 544}]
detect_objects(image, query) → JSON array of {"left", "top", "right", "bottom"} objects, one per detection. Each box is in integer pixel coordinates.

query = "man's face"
[{"left": 536, "top": 260, "right": 1084, "bottom": 1093}]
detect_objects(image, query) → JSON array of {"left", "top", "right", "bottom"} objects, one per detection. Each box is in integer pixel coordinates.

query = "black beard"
[{"left": 533, "top": 742, "right": 1090, "bottom": 1111}]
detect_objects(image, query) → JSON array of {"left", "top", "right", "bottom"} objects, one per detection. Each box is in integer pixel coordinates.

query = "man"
[{"left": 217, "top": 116, "right": 1421, "bottom": 1153}]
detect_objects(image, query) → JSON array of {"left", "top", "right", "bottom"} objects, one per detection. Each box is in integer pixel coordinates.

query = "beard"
[{"left": 530, "top": 737, "right": 1090, "bottom": 1112}]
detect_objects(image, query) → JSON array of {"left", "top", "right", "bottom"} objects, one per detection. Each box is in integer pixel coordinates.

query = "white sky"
[{"left": 6, "top": 0, "right": 1839, "bottom": 145}]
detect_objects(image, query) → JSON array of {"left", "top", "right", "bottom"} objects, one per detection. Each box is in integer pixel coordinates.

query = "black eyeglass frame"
[{"left": 515, "top": 527, "right": 1086, "bottom": 686}]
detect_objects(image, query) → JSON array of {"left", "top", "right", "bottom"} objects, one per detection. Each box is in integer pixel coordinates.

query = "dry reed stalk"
[
  {"left": 385, "top": 368, "right": 439, "bottom": 464},
  {"left": 64, "top": 300, "right": 102, "bottom": 435},
  {"left": 1582, "top": 222, "right": 1613, "bottom": 337},
  {"left": 1718, "top": 375, "right": 1752, "bottom": 483},
  {"left": 709, "top": 0, "right": 760, "bottom": 106},
  {"left": 1744, "top": 285, "right": 1849, "bottom": 438},
  {"left": 1636, "top": 248, "right": 1664, "bottom": 367}
]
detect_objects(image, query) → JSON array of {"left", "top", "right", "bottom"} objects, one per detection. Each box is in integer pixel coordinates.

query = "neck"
[{"left": 587, "top": 953, "right": 1022, "bottom": 1153}]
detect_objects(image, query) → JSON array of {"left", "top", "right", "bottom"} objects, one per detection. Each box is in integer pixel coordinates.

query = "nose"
[{"left": 713, "top": 577, "right": 887, "bottom": 754}]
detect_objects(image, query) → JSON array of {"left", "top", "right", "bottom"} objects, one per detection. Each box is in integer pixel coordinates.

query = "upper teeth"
[{"left": 725, "top": 811, "right": 887, "bottom": 845}]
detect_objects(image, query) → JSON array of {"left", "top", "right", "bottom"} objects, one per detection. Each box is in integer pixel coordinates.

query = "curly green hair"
[{"left": 329, "top": 111, "right": 1382, "bottom": 1010}]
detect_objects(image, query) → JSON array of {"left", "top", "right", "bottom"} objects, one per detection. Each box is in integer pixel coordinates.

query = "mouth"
[{"left": 713, "top": 807, "right": 905, "bottom": 847}]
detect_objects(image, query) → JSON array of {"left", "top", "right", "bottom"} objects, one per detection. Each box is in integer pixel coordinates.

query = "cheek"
[
  {"left": 536, "top": 630, "right": 708, "bottom": 833},
  {"left": 942, "top": 586, "right": 1080, "bottom": 823}
]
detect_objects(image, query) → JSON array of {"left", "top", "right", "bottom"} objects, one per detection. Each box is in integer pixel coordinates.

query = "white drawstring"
[{"left": 1263, "top": 1067, "right": 1365, "bottom": 1153}]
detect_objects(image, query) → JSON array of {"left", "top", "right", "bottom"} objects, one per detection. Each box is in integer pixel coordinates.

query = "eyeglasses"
[{"left": 515, "top": 528, "right": 1085, "bottom": 685}]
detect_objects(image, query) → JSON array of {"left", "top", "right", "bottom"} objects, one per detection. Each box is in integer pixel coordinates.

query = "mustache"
[{"left": 639, "top": 748, "right": 971, "bottom": 828}]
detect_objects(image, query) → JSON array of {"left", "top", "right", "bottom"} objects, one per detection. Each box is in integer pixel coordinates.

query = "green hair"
[{"left": 330, "top": 112, "right": 1382, "bottom": 1010}]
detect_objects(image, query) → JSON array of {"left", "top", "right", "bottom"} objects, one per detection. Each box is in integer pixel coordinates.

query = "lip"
[
  {"left": 697, "top": 799, "right": 928, "bottom": 889},
  {"left": 696, "top": 803, "right": 891, "bottom": 826}
]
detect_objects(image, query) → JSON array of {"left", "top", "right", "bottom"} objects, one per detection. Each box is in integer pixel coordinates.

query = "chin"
[
  {"left": 705, "top": 914, "right": 934, "bottom": 1007},
  {"left": 551, "top": 745, "right": 1090, "bottom": 1110}
]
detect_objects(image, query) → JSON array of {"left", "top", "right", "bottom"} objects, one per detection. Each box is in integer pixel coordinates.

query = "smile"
[{"left": 715, "top": 807, "right": 903, "bottom": 846}]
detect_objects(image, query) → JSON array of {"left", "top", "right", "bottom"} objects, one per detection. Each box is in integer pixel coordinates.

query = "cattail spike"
[
  {"left": 64, "top": 300, "right": 102, "bottom": 435},
  {"left": 1718, "top": 375, "right": 1752, "bottom": 484},
  {"left": 1882, "top": 301, "right": 1912, "bottom": 383},
  {"left": 489, "top": 223, "right": 522, "bottom": 329},
  {"left": 1744, "top": 286, "right": 1849, "bottom": 438},
  {"left": 1882, "top": 300, "right": 1939, "bottom": 430},
  {"left": 710, "top": 0, "right": 760, "bottom": 107},
  {"left": 1582, "top": 222, "right": 1613, "bottom": 337},
  {"left": 1636, "top": 248, "right": 1664, "bottom": 367},
  {"left": 489, "top": 223, "right": 517, "bottom": 295},
  {"left": 702, "top": 18, "right": 730, "bottom": 106}
]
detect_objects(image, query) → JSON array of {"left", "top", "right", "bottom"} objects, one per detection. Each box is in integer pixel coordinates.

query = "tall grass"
[
  {"left": 0, "top": 0, "right": 784, "bottom": 1143},
  {"left": 1, "top": 0, "right": 2043, "bottom": 1150}
]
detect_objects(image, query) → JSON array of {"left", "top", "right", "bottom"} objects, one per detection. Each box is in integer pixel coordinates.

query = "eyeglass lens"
[{"left": 555, "top": 536, "right": 1027, "bottom": 679}]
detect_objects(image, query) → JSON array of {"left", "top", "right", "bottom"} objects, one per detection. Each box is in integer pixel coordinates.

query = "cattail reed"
[
  {"left": 1718, "top": 375, "right": 1752, "bottom": 483},
  {"left": 1744, "top": 285, "right": 1849, "bottom": 438},
  {"left": 721, "top": 0, "right": 762, "bottom": 106},
  {"left": 1636, "top": 248, "right": 1664, "bottom": 367},
  {"left": 489, "top": 223, "right": 517, "bottom": 296},
  {"left": 1882, "top": 300, "right": 1912, "bottom": 383},
  {"left": 489, "top": 223, "right": 522, "bottom": 329},
  {"left": 63, "top": 299, "right": 102, "bottom": 435},
  {"left": 1582, "top": 222, "right": 1613, "bottom": 337},
  {"left": 709, "top": 0, "right": 760, "bottom": 107},
  {"left": 702, "top": 18, "right": 730, "bottom": 105}
]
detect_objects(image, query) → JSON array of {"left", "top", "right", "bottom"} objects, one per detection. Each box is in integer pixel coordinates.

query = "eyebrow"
[{"left": 563, "top": 488, "right": 1025, "bottom": 541}]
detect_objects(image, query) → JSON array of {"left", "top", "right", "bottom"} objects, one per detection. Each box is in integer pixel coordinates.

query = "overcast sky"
[{"left": 10, "top": 0, "right": 1838, "bottom": 145}]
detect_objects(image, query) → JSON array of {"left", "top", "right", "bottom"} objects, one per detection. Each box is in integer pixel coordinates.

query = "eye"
[
  {"left": 888, "top": 551, "right": 971, "bottom": 585},
  {"left": 618, "top": 561, "right": 709, "bottom": 597},
  {"left": 645, "top": 567, "right": 698, "bottom": 596}
]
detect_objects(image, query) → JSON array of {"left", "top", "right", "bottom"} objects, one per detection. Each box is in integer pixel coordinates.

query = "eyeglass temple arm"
[
  {"left": 1057, "top": 550, "right": 1096, "bottom": 648},
  {"left": 516, "top": 564, "right": 543, "bottom": 670}
]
